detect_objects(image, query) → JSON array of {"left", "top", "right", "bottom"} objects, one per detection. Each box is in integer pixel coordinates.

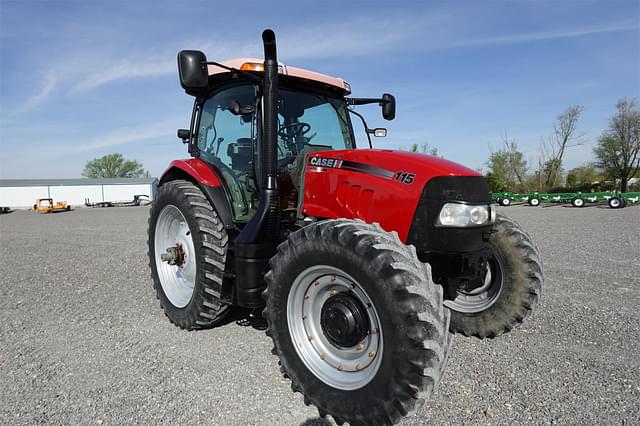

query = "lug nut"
[{"left": 368, "top": 351, "right": 376, "bottom": 358}]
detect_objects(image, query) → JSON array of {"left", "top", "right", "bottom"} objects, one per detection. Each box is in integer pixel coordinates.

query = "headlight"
[{"left": 436, "top": 203, "right": 493, "bottom": 227}]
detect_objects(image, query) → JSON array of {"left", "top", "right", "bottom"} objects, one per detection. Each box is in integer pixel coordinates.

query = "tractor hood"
[
  {"left": 301, "top": 148, "right": 486, "bottom": 241},
  {"left": 346, "top": 149, "right": 481, "bottom": 177}
]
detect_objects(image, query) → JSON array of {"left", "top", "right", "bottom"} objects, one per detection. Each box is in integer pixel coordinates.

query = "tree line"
[{"left": 484, "top": 98, "right": 640, "bottom": 193}]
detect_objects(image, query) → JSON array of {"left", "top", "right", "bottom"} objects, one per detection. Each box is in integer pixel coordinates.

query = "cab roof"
[{"left": 207, "top": 58, "right": 351, "bottom": 95}]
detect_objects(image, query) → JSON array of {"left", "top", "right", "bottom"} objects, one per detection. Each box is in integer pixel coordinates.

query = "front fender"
[
  {"left": 159, "top": 158, "right": 235, "bottom": 230},
  {"left": 160, "top": 158, "right": 224, "bottom": 187}
]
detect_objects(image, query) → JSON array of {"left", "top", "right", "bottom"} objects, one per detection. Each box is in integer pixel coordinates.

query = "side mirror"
[
  {"left": 177, "top": 128, "right": 190, "bottom": 143},
  {"left": 177, "top": 50, "right": 208, "bottom": 92},
  {"left": 382, "top": 93, "right": 396, "bottom": 121}
]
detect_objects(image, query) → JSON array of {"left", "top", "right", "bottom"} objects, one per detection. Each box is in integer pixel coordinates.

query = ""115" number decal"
[{"left": 394, "top": 171, "right": 416, "bottom": 184}]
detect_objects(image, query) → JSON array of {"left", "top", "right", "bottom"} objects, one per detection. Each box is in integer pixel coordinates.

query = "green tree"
[
  {"left": 566, "top": 164, "right": 598, "bottom": 191},
  {"left": 485, "top": 151, "right": 511, "bottom": 192},
  {"left": 501, "top": 134, "right": 529, "bottom": 192},
  {"left": 485, "top": 136, "right": 529, "bottom": 192},
  {"left": 83, "top": 153, "right": 147, "bottom": 178},
  {"left": 593, "top": 99, "right": 640, "bottom": 192}
]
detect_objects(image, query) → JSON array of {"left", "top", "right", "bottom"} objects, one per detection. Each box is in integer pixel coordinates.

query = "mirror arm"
[
  {"left": 348, "top": 108, "right": 373, "bottom": 149},
  {"left": 346, "top": 97, "right": 385, "bottom": 106}
]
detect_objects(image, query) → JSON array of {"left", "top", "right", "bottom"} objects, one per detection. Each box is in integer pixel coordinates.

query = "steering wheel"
[{"left": 278, "top": 122, "right": 311, "bottom": 139}]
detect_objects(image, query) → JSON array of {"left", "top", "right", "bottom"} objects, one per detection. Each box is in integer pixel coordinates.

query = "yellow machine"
[{"left": 33, "top": 198, "right": 71, "bottom": 213}]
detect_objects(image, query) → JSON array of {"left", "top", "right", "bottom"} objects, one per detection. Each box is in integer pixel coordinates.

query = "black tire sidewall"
[
  {"left": 267, "top": 230, "right": 443, "bottom": 418},
  {"left": 447, "top": 215, "right": 540, "bottom": 338},
  {"left": 149, "top": 182, "right": 208, "bottom": 324}
]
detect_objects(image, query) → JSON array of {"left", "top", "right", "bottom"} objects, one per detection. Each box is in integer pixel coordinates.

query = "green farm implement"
[{"left": 491, "top": 191, "right": 640, "bottom": 209}]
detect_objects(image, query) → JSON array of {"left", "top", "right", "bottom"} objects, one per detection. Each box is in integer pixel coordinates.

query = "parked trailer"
[
  {"left": 492, "top": 191, "right": 640, "bottom": 209},
  {"left": 84, "top": 194, "right": 151, "bottom": 208}
]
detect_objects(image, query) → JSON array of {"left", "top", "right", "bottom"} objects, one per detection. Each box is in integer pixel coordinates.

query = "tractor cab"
[{"left": 189, "top": 69, "right": 358, "bottom": 223}]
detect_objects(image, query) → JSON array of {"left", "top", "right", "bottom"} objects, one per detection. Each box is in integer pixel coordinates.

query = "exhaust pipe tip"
[{"left": 262, "top": 29, "right": 277, "bottom": 60}]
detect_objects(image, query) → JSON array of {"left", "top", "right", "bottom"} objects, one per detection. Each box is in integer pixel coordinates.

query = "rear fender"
[{"left": 160, "top": 159, "right": 235, "bottom": 230}]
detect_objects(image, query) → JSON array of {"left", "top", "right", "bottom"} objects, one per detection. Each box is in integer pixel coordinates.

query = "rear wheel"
[
  {"left": 445, "top": 213, "right": 543, "bottom": 339},
  {"left": 500, "top": 198, "right": 511, "bottom": 206},
  {"left": 608, "top": 197, "right": 623, "bottom": 209},
  {"left": 264, "top": 220, "right": 450, "bottom": 426},
  {"left": 572, "top": 198, "right": 585, "bottom": 207},
  {"left": 148, "top": 180, "right": 229, "bottom": 329},
  {"left": 528, "top": 197, "right": 540, "bottom": 207}
]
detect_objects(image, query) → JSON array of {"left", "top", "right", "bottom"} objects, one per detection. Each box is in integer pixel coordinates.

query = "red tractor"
[{"left": 148, "top": 30, "right": 543, "bottom": 425}]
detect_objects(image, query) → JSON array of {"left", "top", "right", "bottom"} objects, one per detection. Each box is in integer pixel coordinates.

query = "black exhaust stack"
[{"left": 233, "top": 29, "right": 281, "bottom": 308}]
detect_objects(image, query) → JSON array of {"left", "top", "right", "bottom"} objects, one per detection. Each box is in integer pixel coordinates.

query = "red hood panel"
[{"left": 302, "top": 149, "right": 481, "bottom": 241}]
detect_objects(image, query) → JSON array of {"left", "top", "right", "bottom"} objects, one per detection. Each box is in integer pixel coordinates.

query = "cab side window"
[
  {"left": 197, "top": 85, "right": 257, "bottom": 173},
  {"left": 196, "top": 85, "right": 258, "bottom": 222}
]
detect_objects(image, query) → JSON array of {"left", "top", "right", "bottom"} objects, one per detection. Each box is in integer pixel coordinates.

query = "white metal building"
[{"left": 0, "top": 178, "right": 158, "bottom": 208}]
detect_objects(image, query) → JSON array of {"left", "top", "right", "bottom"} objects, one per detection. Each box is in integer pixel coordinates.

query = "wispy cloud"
[
  {"left": 12, "top": 16, "right": 639, "bottom": 114},
  {"left": 444, "top": 22, "right": 638, "bottom": 49},
  {"left": 74, "top": 57, "right": 175, "bottom": 91},
  {"left": 13, "top": 72, "right": 58, "bottom": 114},
  {"left": 75, "top": 119, "right": 182, "bottom": 152}
]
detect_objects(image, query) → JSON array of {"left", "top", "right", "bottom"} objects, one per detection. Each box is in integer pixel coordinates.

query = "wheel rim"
[
  {"left": 154, "top": 205, "right": 196, "bottom": 308},
  {"left": 444, "top": 255, "right": 503, "bottom": 313},
  {"left": 610, "top": 199, "right": 620, "bottom": 208},
  {"left": 574, "top": 199, "right": 584, "bottom": 207},
  {"left": 531, "top": 199, "right": 539, "bottom": 206},
  {"left": 287, "top": 265, "right": 383, "bottom": 391}
]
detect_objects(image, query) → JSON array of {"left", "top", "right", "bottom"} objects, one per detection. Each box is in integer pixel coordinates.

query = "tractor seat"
[{"left": 227, "top": 138, "right": 254, "bottom": 172}]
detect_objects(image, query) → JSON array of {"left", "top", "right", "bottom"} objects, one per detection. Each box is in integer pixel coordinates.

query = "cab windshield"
[{"left": 197, "top": 85, "right": 354, "bottom": 222}]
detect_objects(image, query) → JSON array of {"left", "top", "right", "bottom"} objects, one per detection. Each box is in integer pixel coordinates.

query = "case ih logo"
[
  {"left": 309, "top": 157, "right": 343, "bottom": 169},
  {"left": 308, "top": 156, "right": 412, "bottom": 183}
]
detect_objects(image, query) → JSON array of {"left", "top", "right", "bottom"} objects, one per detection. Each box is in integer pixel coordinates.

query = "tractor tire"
[
  {"left": 608, "top": 197, "right": 623, "bottom": 209},
  {"left": 445, "top": 213, "right": 543, "bottom": 339},
  {"left": 264, "top": 219, "right": 450, "bottom": 426},
  {"left": 148, "top": 179, "right": 229, "bottom": 329},
  {"left": 528, "top": 197, "right": 540, "bottom": 207},
  {"left": 572, "top": 198, "right": 585, "bottom": 207},
  {"left": 500, "top": 198, "right": 511, "bottom": 206}
]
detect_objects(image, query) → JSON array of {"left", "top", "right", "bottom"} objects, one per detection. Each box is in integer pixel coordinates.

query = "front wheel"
[
  {"left": 572, "top": 198, "right": 585, "bottom": 207},
  {"left": 264, "top": 220, "right": 450, "bottom": 426},
  {"left": 528, "top": 197, "right": 540, "bottom": 207},
  {"left": 500, "top": 198, "right": 511, "bottom": 206},
  {"left": 445, "top": 213, "right": 543, "bottom": 339},
  {"left": 148, "top": 180, "right": 229, "bottom": 329}
]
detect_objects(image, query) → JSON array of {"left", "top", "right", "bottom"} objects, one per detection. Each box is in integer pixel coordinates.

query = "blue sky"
[{"left": 0, "top": 0, "right": 638, "bottom": 179}]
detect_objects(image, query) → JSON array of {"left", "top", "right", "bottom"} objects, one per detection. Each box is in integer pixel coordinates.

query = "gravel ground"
[{"left": 1, "top": 204, "right": 639, "bottom": 425}]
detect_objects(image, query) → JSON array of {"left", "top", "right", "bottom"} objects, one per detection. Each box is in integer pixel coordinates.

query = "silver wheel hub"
[
  {"left": 154, "top": 205, "right": 196, "bottom": 308},
  {"left": 445, "top": 256, "right": 503, "bottom": 313},
  {"left": 287, "top": 265, "right": 383, "bottom": 391}
]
